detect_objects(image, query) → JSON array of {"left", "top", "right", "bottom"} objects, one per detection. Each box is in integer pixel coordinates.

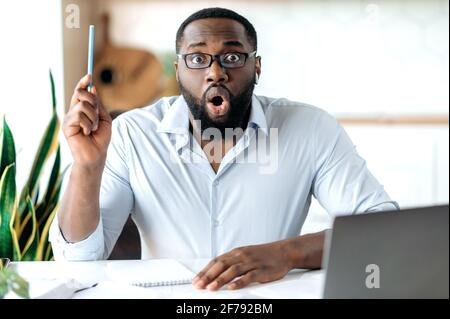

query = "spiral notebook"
[{"left": 106, "top": 259, "right": 196, "bottom": 287}]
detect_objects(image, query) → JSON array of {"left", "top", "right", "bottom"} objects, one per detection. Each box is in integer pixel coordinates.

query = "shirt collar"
[
  {"left": 249, "top": 95, "right": 268, "bottom": 136},
  {"left": 156, "top": 94, "right": 268, "bottom": 136},
  {"left": 156, "top": 95, "right": 190, "bottom": 135}
]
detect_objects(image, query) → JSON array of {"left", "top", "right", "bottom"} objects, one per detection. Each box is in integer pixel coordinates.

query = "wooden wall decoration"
[{"left": 93, "top": 14, "right": 165, "bottom": 112}]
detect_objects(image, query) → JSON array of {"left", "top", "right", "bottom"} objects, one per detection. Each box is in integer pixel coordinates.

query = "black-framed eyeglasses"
[{"left": 177, "top": 51, "right": 257, "bottom": 69}]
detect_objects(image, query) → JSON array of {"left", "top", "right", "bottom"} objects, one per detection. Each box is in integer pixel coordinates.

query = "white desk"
[{"left": 7, "top": 259, "right": 325, "bottom": 299}]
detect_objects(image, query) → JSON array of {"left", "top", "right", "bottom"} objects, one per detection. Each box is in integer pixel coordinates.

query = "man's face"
[{"left": 175, "top": 18, "right": 261, "bottom": 135}]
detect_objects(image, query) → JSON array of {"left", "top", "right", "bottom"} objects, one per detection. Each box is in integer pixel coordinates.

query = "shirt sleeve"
[
  {"left": 49, "top": 212, "right": 105, "bottom": 260},
  {"left": 311, "top": 111, "right": 399, "bottom": 216},
  {"left": 49, "top": 119, "right": 135, "bottom": 261}
]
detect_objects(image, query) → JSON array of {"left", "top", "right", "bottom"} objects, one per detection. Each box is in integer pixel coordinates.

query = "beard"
[{"left": 179, "top": 76, "right": 255, "bottom": 137}]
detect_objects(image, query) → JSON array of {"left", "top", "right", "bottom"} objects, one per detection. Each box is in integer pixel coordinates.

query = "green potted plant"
[
  {"left": 0, "top": 257, "right": 29, "bottom": 299},
  {"left": 0, "top": 71, "right": 67, "bottom": 262}
]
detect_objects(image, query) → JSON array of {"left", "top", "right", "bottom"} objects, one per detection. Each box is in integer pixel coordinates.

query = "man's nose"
[{"left": 206, "top": 60, "right": 229, "bottom": 84}]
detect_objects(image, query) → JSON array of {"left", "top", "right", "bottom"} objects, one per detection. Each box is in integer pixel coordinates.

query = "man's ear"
[
  {"left": 255, "top": 56, "right": 261, "bottom": 78},
  {"left": 174, "top": 61, "right": 179, "bottom": 82}
]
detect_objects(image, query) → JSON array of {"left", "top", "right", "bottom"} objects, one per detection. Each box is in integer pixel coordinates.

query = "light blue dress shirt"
[{"left": 49, "top": 95, "right": 398, "bottom": 261}]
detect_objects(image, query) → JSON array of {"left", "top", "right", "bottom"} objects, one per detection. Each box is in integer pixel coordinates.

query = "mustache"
[{"left": 202, "top": 84, "right": 232, "bottom": 101}]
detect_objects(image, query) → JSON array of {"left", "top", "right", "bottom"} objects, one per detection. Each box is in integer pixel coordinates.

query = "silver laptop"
[{"left": 322, "top": 205, "right": 449, "bottom": 299}]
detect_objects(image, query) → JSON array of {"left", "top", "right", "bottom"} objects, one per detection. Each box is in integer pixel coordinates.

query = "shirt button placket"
[{"left": 210, "top": 179, "right": 219, "bottom": 257}]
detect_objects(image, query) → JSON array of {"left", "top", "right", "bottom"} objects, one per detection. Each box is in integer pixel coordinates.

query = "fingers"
[
  {"left": 205, "top": 263, "right": 257, "bottom": 291},
  {"left": 192, "top": 244, "right": 291, "bottom": 291},
  {"left": 194, "top": 259, "right": 262, "bottom": 291},
  {"left": 64, "top": 103, "right": 96, "bottom": 137},
  {"left": 76, "top": 74, "right": 91, "bottom": 91},
  {"left": 192, "top": 255, "right": 232, "bottom": 288},
  {"left": 68, "top": 79, "right": 111, "bottom": 134},
  {"left": 193, "top": 253, "right": 256, "bottom": 290},
  {"left": 68, "top": 111, "right": 95, "bottom": 136},
  {"left": 91, "top": 86, "right": 111, "bottom": 128},
  {"left": 72, "top": 101, "right": 98, "bottom": 125},
  {"left": 70, "top": 74, "right": 91, "bottom": 106},
  {"left": 73, "top": 87, "right": 97, "bottom": 108},
  {"left": 78, "top": 113, "right": 93, "bottom": 136},
  {"left": 192, "top": 258, "right": 230, "bottom": 289},
  {"left": 193, "top": 258, "right": 223, "bottom": 282},
  {"left": 228, "top": 270, "right": 260, "bottom": 290},
  {"left": 69, "top": 76, "right": 110, "bottom": 124}
]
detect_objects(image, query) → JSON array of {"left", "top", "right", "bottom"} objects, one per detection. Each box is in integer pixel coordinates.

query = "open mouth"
[
  {"left": 211, "top": 95, "right": 224, "bottom": 106},
  {"left": 205, "top": 87, "right": 230, "bottom": 117},
  {"left": 206, "top": 95, "right": 229, "bottom": 116}
]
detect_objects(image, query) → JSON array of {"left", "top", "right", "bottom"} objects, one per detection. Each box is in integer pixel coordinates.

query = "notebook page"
[{"left": 106, "top": 259, "right": 196, "bottom": 287}]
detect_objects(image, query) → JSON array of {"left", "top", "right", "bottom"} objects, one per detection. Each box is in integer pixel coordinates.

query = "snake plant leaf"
[
  {"left": 33, "top": 186, "right": 40, "bottom": 206},
  {"left": 18, "top": 111, "right": 60, "bottom": 218},
  {"left": 36, "top": 205, "right": 57, "bottom": 261},
  {"left": 49, "top": 69, "right": 57, "bottom": 112},
  {"left": 35, "top": 163, "right": 66, "bottom": 260},
  {"left": 44, "top": 242, "right": 53, "bottom": 261},
  {"left": 16, "top": 205, "right": 31, "bottom": 248},
  {"left": 37, "top": 163, "right": 68, "bottom": 234},
  {"left": 0, "top": 164, "right": 16, "bottom": 260},
  {"left": 0, "top": 258, "right": 10, "bottom": 270},
  {"left": 1, "top": 70, "right": 63, "bottom": 262},
  {"left": 9, "top": 203, "right": 22, "bottom": 261},
  {"left": 0, "top": 117, "right": 16, "bottom": 183},
  {"left": 20, "top": 197, "right": 39, "bottom": 261},
  {"left": 43, "top": 145, "right": 60, "bottom": 207},
  {"left": 17, "top": 144, "right": 61, "bottom": 246},
  {"left": 35, "top": 145, "right": 60, "bottom": 227}
]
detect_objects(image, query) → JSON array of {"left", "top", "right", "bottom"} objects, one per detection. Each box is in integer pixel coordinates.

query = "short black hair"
[{"left": 175, "top": 7, "right": 257, "bottom": 53}]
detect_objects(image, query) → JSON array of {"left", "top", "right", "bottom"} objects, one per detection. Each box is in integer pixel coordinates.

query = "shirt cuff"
[
  {"left": 365, "top": 201, "right": 400, "bottom": 212},
  {"left": 49, "top": 215, "right": 105, "bottom": 261}
]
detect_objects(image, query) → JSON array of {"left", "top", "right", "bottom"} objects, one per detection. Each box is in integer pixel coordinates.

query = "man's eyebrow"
[
  {"left": 186, "top": 40, "right": 245, "bottom": 50},
  {"left": 223, "top": 40, "right": 244, "bottom": 48},
  {"left": 187, "top": 42, "right": 207, "bottom": 49}
]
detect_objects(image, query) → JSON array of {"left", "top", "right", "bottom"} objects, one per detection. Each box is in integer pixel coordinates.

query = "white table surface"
[{"left": 7, "top": 259, "right": 325, "bottom": 299}]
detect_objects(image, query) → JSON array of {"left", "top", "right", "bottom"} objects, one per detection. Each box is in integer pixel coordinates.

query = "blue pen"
[
  {"left": 87, "top": 25, "right": 95, "bottom": 92},
  {"left": 87, "top": 25, "right": 98, "bottom": 131}
]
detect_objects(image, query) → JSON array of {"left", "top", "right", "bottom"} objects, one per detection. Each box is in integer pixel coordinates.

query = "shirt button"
[
  {"left": 213, "top": 220, "right": 220, "bottom": 227},
  {"left": 212, "top": 180, "right": 219, "bottom": 187}
]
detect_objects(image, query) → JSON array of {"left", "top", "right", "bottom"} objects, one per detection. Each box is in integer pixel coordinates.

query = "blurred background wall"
[{"left": 0, "top": 0, "right": 448, "bottom": 238}]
